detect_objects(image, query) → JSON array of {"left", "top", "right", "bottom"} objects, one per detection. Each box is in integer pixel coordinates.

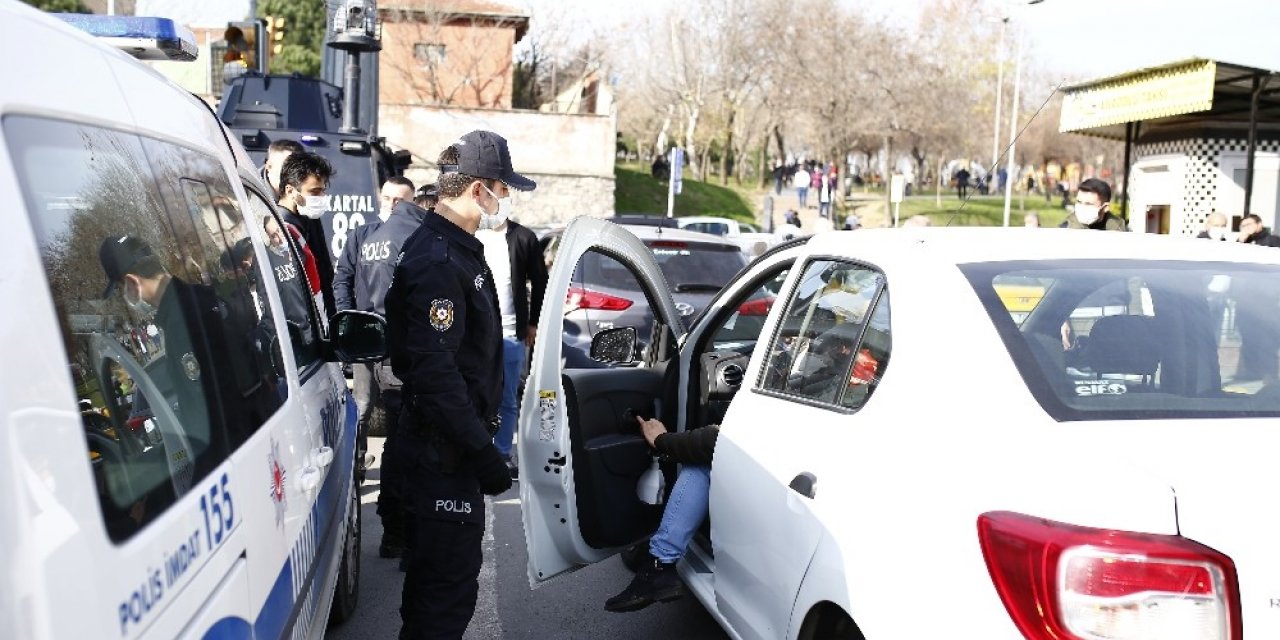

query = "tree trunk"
[
  {"left": 884, "top": 134, "right": 895, "bottom": 227},
  {"left": 720, "top": 113, "right": 735, "bottom": 186},
  {"left": 755, "top": 142, "right": 767, "bottom": 188},
  {"left": 773, "top": 124, "right": 785, "bottom": 164}
]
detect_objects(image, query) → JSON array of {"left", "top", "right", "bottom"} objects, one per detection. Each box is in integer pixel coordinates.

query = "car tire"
[{"left": 328, "top": 475, "right": 361, "bottom": 626}]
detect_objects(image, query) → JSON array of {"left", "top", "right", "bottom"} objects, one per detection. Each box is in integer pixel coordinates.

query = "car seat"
[{"left": 1078, "top": 315, "right": 1160, "bottom": 384}]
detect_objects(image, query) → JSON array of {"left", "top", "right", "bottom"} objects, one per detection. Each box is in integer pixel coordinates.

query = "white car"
[
  {"left": 0, "top": 6, "right": 382, "bottom": 638},
  {"left": 676, "top": 215, "right": 777, "bottom": 257},
  {"left": 521, "top": 217, "right": 1275, "bottom": 640}
]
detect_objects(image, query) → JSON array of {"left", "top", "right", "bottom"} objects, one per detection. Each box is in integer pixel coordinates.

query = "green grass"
[
  {"left": 892, "top": 194, "right": 1072, "bottom": 227},
  {"left": 614, "top": 162, "right": 755, "bottom": 222}
]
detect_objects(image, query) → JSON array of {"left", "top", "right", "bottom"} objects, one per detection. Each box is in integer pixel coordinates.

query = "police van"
[{"left": 0, "top": 3, "right": 383, "bottom": 638}]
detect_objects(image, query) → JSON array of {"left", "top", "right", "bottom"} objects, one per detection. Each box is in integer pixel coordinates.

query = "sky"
[{"left": 516, "top": 0, "right": 1280, "bottom": 82}]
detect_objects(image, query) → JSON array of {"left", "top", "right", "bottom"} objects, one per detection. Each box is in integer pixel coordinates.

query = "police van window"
[
  {"left": 141, "top": 138, "right": 289, "bottom": 445},
  {"left": 758, "top": 260, "right": 891, "bottom": 409},
  {"left": 3, "top": 116, "right": 232, "bottom": 541},
  {"left": 243, "top": 187, "right": 323, "bottom": 371}
]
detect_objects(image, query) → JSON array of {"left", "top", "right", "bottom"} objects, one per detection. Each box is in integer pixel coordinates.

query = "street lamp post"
[
  {"left": 1002, "top": 0, "right": 1043, "bottom": 227},
  {"left": 1001, "top": 25, "right": 1023, "bottom": 227},
  {"left": 991, "top": 17, "right": 1007, "bottom": 170}
]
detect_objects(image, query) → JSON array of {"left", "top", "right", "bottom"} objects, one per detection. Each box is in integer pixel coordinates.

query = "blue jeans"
[
  {"left": 494, "top": 337, "right": 525, "bottom": 459},
  {"left": 649, "top": 465, "right": 711, "bottom": 563},
  {"left": 796, "top": 187, "right": 809, "bottom": 208}
]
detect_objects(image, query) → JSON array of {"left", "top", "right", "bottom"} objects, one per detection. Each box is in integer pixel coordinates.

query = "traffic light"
[{"left": 266, "top": 16, "right": 286, "bottom": 55}]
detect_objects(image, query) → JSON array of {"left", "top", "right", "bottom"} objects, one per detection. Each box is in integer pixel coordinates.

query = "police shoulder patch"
[
  {"left": 429, "top": 298, "right": 455, "bottom": 331},
  {"left": 474, "top": 273, "right": 485, "bottom": 291}
]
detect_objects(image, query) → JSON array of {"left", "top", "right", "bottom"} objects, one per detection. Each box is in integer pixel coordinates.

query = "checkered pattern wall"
[{"left": 1134, "top": 138, "right": 1280, "bottom": 236}]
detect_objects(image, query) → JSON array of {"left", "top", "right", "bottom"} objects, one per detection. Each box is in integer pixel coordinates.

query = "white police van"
[{"left": 0, "top": 3, "right": 383, "bottom": 638}]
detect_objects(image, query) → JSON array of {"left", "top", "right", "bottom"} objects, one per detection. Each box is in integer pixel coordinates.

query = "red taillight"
[
  {"left": 737, "top": 296, "right": 774, "bottom": 316},
  {"left": 566, "top": 286, "right": 633, "bottom": 311},
  {"left": 649, "top": 240, "right": 688, "bottom": 249},
  {"left": 977, "top": 511, "right": 1241, "bottom": 640}
]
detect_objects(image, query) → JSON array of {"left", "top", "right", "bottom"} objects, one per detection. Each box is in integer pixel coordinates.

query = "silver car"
[{"left": 558, "top": 225, "right": 748, "bottom": 366}]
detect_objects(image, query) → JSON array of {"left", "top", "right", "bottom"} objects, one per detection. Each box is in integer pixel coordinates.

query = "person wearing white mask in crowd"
[
  {"left": 277, "top": 151, "right": 336, "bottom": 316},
  {"left": 380, "top": 176, "right": 416, "bottom": 222},
  {"left": 1059, "top": 178, "right": 1126, "bottom": 231},
  {"left": 1197, "top": 212, "right": 1231, "bottom": 241}
]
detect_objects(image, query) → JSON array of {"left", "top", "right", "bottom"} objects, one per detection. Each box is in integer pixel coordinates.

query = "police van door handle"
[
  {"left": 313, "top": 446, "right": 334, "bottom": 468},
  {"left": 298, "top": 465, "right": 322, "bottom": 493},
  {"left": 789, "top": 472, "right": 817, "bottom": 499}
]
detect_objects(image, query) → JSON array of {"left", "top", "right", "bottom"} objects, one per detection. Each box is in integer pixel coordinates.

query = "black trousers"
[
  {"left": 399, "top": 516, "right": 484, "bottom": 640},
  {"left": 378, "top": 382, "right": 405, "bottom": 542}
]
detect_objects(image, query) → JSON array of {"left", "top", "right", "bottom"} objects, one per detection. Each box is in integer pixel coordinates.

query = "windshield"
[
  {"left": 581, "top": 242, "right": 746, "bottom": 291},
  {"left": 963, "top": 259, "right": 1280, "bottom": 421}
]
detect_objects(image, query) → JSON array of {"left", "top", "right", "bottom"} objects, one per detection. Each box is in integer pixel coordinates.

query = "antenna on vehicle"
[{"left": 944, "top": 78, "right": 1067, "bottom": 228}]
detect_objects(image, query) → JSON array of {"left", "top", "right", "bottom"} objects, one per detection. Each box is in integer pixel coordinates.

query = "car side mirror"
[
  {"left": 330, "top": 310, "right": 387, "bottom": 363},
  {"left": 590, "top": 326, "right": 638, "bottom": 364}
]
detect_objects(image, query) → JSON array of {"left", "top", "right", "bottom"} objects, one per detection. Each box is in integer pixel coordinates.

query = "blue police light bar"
[{"left": 54, "top": 14, "right": 198, "bottom": 61}]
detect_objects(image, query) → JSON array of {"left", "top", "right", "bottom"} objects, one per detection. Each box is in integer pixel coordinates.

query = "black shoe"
[
  {"left": 506, "top": 457, "right": 519, "bottom": 480},
  {"left": 604, "top": 556, "right": 684, "bottom": 612}
]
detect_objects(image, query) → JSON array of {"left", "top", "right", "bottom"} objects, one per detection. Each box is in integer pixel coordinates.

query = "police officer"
[
  {"left": 334, "top": 177, "right": 422, "bottom": 559},
  {"left": 384, "top": 130, "right": 535, "bottom": 639}
]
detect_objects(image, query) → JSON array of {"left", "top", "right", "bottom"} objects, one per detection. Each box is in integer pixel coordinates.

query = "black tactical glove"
[{"left": 474, "top": 443, "right": 513, "bottom": 496}]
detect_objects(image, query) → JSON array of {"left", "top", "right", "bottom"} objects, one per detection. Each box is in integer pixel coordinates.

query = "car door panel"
[
  {"left": 521, "top": 217, "right": 684, "bottom": 585},
  {"left": 563, "top": 368, "right": 666, "bottom": 549}
]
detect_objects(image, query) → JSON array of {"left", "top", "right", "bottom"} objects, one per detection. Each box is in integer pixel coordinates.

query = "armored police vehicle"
[
  {"left": 0, "top": 4, "right": 384, "bottom": 637},
  {"left": 217, "top": 1, "right": 409, "bottom": 266}
]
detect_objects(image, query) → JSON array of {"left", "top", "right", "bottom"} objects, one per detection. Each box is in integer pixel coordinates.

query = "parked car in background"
[
  {"left": 676, "top": 215, "right": 777, "bottom": 257},
  {"left": 558, "top": 225, "right": 748, "bottom": 364}
]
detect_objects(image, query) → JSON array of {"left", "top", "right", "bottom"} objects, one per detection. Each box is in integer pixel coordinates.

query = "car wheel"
[
  {"left": 797, "top": 603, "right": 863, "bottom": 640},
  {"left": 328, "top": 475, "right": 361, "bottom": 625}
]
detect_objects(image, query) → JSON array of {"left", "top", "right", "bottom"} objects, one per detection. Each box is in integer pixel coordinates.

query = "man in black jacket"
[
  {"left": 277, "top": 151, "right": 336, "bottom": 317},
  {"left": 475, "top": 210, "right": 548, "bottom": 477},
  {"left": 335, "top": 181, "right": 427, "bottom": 559},
  {"left": 606, "top": 417, "right": 719, "bottom": 613},
  {"left": 1237, "top": 213, "right": 1280, "bottom": 247}
]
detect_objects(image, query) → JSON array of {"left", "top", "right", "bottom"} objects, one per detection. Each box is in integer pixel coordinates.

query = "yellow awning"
[{"left": 1060, "top": 60, "right": 1217, "bottom": 133}]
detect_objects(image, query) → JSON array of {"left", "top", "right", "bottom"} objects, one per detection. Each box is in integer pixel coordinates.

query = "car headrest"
[{"left": 1081, "top": 315, "right": 1160, "bottom": 376}]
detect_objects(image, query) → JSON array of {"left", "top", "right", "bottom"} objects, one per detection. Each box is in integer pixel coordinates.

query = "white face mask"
[
  {"left": 1207, "top": 227, "right": 1227, "bottom": 241},
  {"left": 124, "top": 282, "right": 155, "bottom": 317},
  {"left": 477, "top": 184, "right": 510, "bottom": 231},
  {"left": 297, "top": 194, "right": 328, "bottom": 220},
  {"left": 1074, "top": 204, "right": 1100, "bottom": 225}
]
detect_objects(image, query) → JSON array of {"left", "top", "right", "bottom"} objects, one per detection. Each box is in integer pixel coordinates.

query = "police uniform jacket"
[
  {"left": 384, "top": 211, "right": 502, "bottom": 523},
  {"left": 334, "top": 201, "right": 429, "bottom": 315}
]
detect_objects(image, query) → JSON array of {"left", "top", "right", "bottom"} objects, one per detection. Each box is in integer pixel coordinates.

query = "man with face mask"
[
  {"left": 1197, "top": 212, "right": 1231, "bottom": 241},
  {"left": 1059, "top": 178, "right": 1127, "bottom": 231},
  {"left": 261, "top": 139, "right": 304, "bottom": 200},
  {"left": 384, "top": 130, "right": 534, "bottom": 639},
  {"left": 334, "top": 176, "right": 422, "bottom": 558},
  {"left": 474, "top": 182, "right": 547, "bottom": 479},
  {"left": 277, "top": 151, "right": 336, "bottom": 318}
]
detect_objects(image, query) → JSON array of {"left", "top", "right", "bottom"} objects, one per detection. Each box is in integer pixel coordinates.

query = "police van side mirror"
[
  {"left": 590, "top": 327, "right": 638, "bottom": 365},
  {"left": 328, "top": 310, "right": 386, "bottom": 363}
]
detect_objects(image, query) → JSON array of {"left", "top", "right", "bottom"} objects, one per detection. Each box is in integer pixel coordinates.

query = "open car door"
[{"left": 519, "top": 217, "right": 686, "bottom": 586}]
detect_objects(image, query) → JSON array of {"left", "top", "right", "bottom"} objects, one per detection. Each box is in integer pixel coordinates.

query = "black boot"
[{"left": 604, "top": 555, "right": 684, "bottom": 612}]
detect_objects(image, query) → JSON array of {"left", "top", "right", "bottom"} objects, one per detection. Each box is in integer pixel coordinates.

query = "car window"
[
  {"left": 244, "top": 188, "right": 322, "bottom": 371},
  {"left": 758, "top": 260, "right": 891, "bottom": 410},
  {"left": 4, "top": 116, "right": 280, "bottom": 541},
  {"left": 685, "top": 221, "right": 729, "bottom": 236},
  {"left": 708, "top": 266, "right": 791, "bottom": 353},
  {"left": 965, "top": 260, "right": 1280, "bottom": 420},
  {"left": 564, "top": 249, "right": 665, "bottom": 369}
]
